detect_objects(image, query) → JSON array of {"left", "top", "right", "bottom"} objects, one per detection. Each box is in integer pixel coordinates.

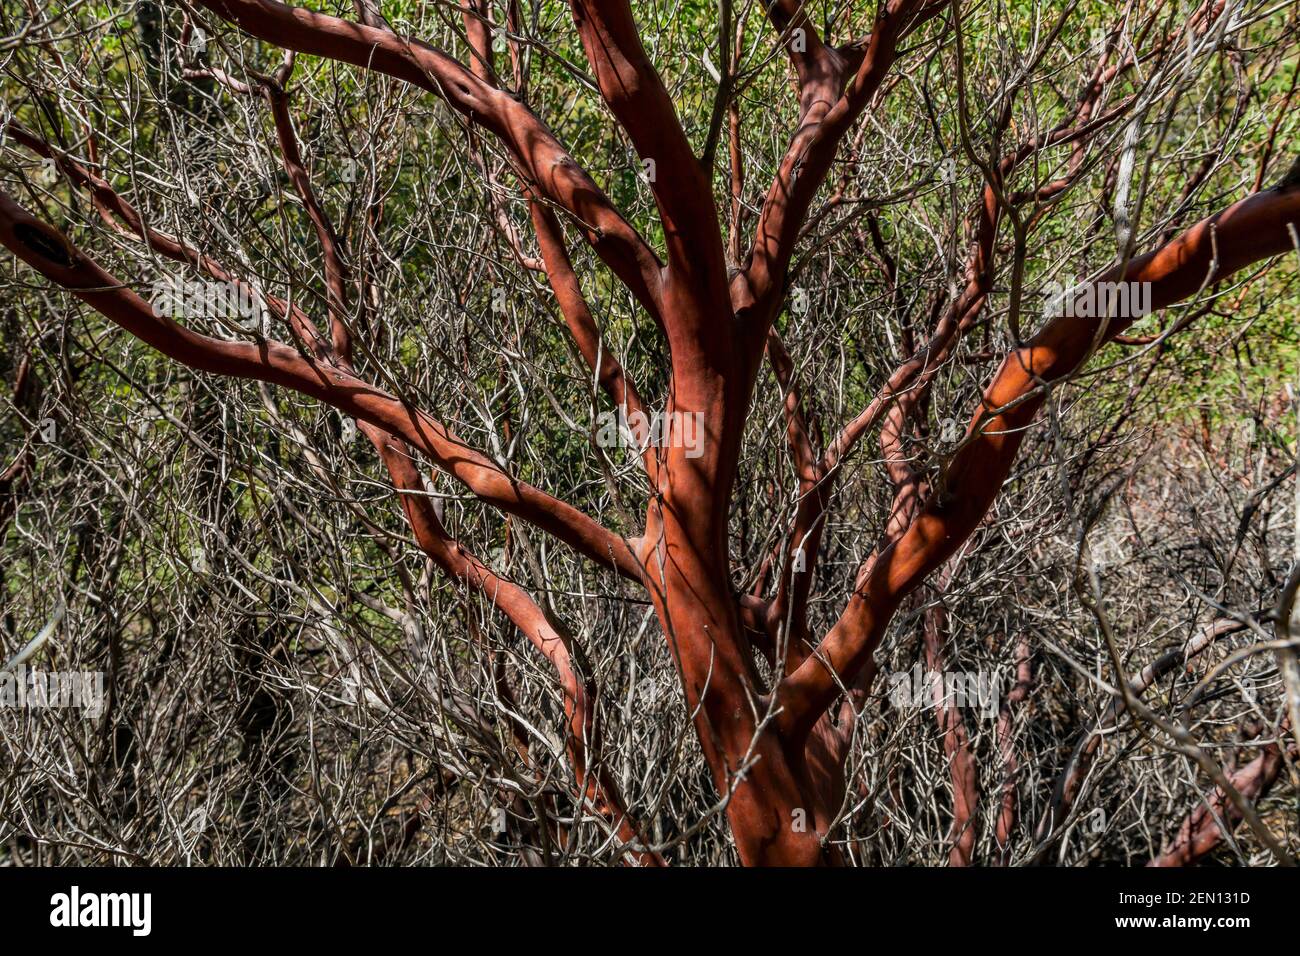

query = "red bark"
[{"left": 3, "top": 0, "right": 1298, "bottom": 866}]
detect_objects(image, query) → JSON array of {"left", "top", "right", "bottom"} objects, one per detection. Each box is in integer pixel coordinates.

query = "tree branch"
[{"left": 775, "top": 176, "right": 1300, "bottom": 740}]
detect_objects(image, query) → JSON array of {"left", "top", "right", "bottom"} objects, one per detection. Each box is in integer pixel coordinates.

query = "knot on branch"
[{"left": 13, "top": 222, "right": 72, "bottom": 268}]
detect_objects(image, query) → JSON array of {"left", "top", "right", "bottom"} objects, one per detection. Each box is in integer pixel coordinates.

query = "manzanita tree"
[{"left": 1, "top": 0, "right": 1298, "bottom": 865}]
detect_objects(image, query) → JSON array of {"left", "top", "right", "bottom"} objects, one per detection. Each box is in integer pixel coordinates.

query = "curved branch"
[
  {"left": 193, "top": 0, "right": 665, "bottom": 323},
  {"left": 366, "top": 425, "right": 663, "bottom": 865},
  {"left": 567, "top": 0, "right": 725, "bottom": 295},
  {"left": 775, "top": 177, "right": 1300, "bottom": 739},
  {"left": 0, "top": 191, "right": 642, "bottom": 580},
  {"left": 732, "top": 0, "right": 942, "bottom": 346}
]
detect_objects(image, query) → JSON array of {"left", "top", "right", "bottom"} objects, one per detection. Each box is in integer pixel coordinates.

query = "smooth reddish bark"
[{"left": 3, "top": 0, "right": 1297, "bottom": 866}]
